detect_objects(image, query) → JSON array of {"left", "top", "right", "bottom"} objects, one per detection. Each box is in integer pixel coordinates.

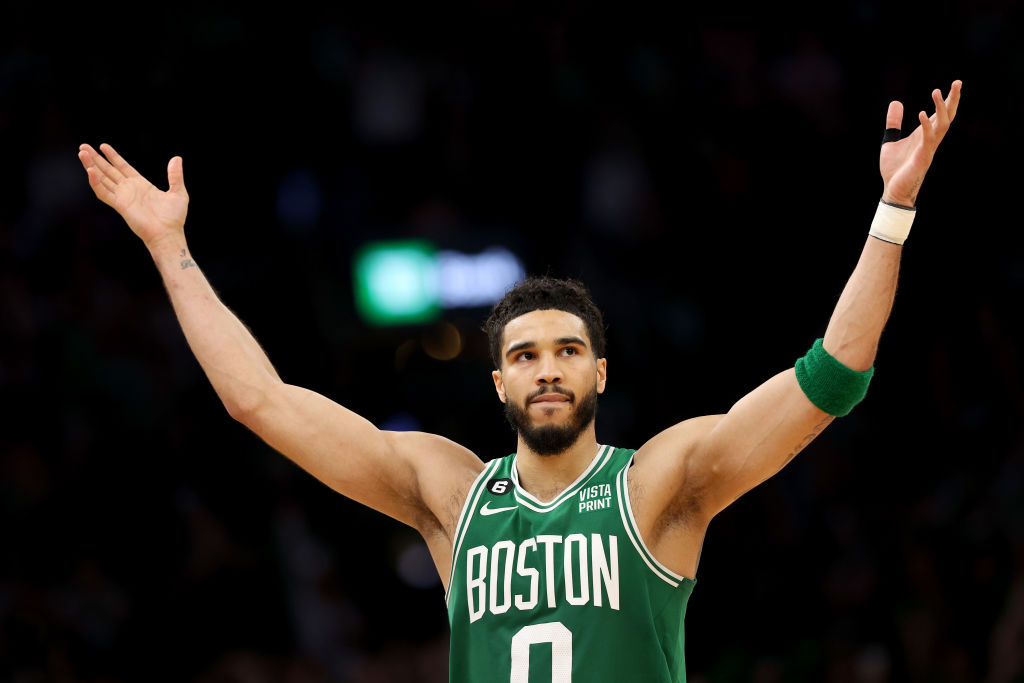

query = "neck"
[{"left": 515, "top": 424, "right": 600, "bottom": 503}]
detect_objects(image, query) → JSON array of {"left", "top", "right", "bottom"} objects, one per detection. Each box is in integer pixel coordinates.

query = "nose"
[{"left": 534, "top": 353, "right": 562, "bottom": 385}]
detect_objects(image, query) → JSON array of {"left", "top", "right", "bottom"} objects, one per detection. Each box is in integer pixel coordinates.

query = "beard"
[{"left": 504, "top": 384, "right": 598, "bottom": 456}]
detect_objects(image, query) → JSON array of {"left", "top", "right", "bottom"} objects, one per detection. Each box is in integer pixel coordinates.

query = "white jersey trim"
[
  {"left": 510, "top": 445, "right": 612, "bottom": 513},
  {"left": 615, "top": 457, "right": 688, "bottom": 587},
  {"left": 445, "top": 458, "right": 501, "bottom": 605}
]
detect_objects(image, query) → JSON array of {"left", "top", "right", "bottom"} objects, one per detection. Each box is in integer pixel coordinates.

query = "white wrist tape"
[{"left": 869, "top": 200, "right": 916, "bottom": 245}]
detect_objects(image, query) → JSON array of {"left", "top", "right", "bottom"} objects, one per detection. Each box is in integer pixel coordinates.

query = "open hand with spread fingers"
[
  {"left": 78, "top": 143, "right": 189, "bottom": 248},
  {"left": 879, "top": 80, "right": 962, "bottom": 207}
]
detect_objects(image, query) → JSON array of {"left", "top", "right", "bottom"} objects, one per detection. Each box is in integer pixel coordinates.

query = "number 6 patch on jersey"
[{"left": 487, "top": 478, "right": 513, "bottom": 495}]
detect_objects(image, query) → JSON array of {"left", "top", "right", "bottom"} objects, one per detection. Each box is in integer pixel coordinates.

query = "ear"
[
  {"left": 492, "top": 369, "right": 507, "bottom": 403},
  {"left": 596, "top": 358, "right": 608, "bottom": 394}
]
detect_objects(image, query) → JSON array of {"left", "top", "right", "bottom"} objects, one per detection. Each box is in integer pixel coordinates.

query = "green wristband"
[{"left": 794, "top": 338, "right": 874, "bottom": 417}]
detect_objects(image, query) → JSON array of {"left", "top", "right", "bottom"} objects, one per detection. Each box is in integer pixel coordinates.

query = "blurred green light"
[{"left": 353, "top": 241, "right": 441, "bottom": 325}]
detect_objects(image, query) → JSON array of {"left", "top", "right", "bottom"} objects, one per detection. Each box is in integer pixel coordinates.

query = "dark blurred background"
[{"left": 3, "top": 2, "right": 1023, "bottom": 681}]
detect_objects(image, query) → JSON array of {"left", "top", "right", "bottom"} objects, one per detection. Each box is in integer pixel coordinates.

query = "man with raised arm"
[{"left": 79, "top": 80, "right": 961, "bottom": 682}]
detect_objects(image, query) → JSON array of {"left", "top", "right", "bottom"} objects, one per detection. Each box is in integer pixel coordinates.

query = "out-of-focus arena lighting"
[
  {"left": 354, "top": 242, "right": 525, "bottom": 326},
  {"left": 354, "top": 241, "right": 440, "bottom": 325},
  {"left": 437, "top": 248, "right": 525, "bottom": 307}
]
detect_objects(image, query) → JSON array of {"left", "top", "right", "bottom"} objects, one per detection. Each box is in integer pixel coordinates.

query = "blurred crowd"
[{"left": 3, "top": 3, "right": 1023, "bottom": 681}]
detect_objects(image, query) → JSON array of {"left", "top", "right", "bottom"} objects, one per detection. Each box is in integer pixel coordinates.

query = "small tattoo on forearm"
[{"left": 181, "top": 259, "right": 197, "bottom": 270}]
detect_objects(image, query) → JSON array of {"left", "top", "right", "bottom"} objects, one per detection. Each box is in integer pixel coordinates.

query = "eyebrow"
[
  {"left": 556, "top": 336, "right": 587, "bottom": 348},
  {"left": 504, "top": 336, "right": 588, "bottom": 359}
]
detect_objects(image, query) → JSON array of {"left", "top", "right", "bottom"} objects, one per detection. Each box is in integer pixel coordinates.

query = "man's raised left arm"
[{"left": 666, "top": 80, "right": 963, "bottom": 518}]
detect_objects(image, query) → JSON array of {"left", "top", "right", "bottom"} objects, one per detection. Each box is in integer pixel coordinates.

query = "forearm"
[
  {"left": 147, "top": 234, "right": 281, "bottom": 416},
  {"left": 822, "top": 236, "right": 902, "bottom": 371},
  {"left": 822, "top": 80, "right": 961, "bottom": 369}
]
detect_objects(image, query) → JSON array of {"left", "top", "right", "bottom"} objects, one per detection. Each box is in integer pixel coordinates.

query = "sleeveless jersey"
[{"left": 446, "top": 445, "right": 696, "bottom": 682}]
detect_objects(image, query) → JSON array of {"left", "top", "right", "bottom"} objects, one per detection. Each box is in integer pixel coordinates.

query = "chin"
[
  {"left": 504, "top": 387, "right": 598, "bottom": 456},
  {"left": 529, "top": 406, "right": 573, "bottom": 422}
]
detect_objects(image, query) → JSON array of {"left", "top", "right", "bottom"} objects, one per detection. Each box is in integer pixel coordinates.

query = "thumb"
[
  {"left": 167, "top": 156, "right": 187, "bottom": 194},
  {"left": 885, "top": 101, "right": 903, "bottom": 132},
  {"left": 881, "top": 100, "right": 904, "bottom": 145}
]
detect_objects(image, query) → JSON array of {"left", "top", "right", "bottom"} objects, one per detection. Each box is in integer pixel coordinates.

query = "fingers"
[
  {"left": 78, "top": 146, "right": 115, "bottom": 195},
  {"left": 79, "top": 143, "right": 126, "bottom": 184},
  {"left": 93, "top": 166, "right": 118, "bottom": 194},
  {"left": 885, "top": 100, "right": 904, "bottom": 131},
  {"left": 932, "top": 88, "right": 949, "bottom": 130},
  {"left": 83, "top": 164, "right": 117, "bottom": 206},
  {"left": 945, "top": 79, "right": 962, "bottom": 120},
  {"left": 77, "top": 144, "right": 102, "bottom": 175},
  {"left": 918, "top": 109, "right": 935, "bottom": 146},
  {"left": 99, "top": 143, "right": 140, "bottom": 179},
  {"left": 923, "top": 80, "right": 962, "bottom": 144},
  {"left": 928, "top": 80, "right": 962, "bottom": 127}
]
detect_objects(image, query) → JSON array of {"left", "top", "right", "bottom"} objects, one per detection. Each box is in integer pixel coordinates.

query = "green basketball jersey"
[{"left": 446, "top": 445, "right": 696, "bottom": 682}]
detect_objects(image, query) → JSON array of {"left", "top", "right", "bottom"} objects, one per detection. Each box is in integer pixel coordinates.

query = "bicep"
[
  {"left": 688, "top": 369, "right": 833, "bottom": 516},
  {"left": 241, "top": 382, "right": 482, "bottom": 528}
]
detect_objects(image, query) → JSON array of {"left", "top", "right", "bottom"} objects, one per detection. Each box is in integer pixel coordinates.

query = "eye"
[
  {"left": 561, "top": 347, "right": 577, "bottom": 356},
  {"left": 517, "top": 351, "right": 534, "bottom": 361}
]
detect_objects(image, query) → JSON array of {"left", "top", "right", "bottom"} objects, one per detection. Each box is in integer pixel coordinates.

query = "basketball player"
[{"left": 78, "top": 80, "right": 961, "bottom": 681}]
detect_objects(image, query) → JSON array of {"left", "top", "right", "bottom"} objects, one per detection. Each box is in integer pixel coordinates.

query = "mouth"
[{"left": 528, "top": 389, "right": 573, "bottom": 406}]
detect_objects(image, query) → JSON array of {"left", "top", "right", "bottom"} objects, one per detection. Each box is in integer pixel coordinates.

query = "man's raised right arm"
[{"left": 78, "top": 143, "right": 482, "bottom": 531}]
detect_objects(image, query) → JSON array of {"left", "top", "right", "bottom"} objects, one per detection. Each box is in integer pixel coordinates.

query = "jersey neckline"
[{"left": 510, "top": 444, "right": 613, "bottom": 512}]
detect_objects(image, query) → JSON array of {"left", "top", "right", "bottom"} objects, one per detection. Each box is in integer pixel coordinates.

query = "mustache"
[{"left": 526, "top": 386, "right": 574, "bottom": 403}]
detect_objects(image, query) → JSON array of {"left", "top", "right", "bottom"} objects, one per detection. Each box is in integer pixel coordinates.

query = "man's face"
[{"left": 492, "top": 309, "right": 607, "bottom": 456}]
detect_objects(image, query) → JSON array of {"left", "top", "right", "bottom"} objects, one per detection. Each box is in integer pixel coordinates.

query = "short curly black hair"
[{"left": 484, "top": 276, "right": 606, "bottom": 369}]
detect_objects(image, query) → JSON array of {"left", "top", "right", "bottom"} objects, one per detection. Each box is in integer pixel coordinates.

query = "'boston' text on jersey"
[{"left": 465, "top": 533, "right": 619, "bottom": 623}]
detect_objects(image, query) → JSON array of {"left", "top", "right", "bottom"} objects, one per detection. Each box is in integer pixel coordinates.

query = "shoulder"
[
  {"left": 386, "top": 430, "right": 485, "bottom": 466},
  {"left": 628, "top": 415, "right": 726, "bottom": 522},
  {"left": 632, "top": 415, "right": 725, "bottom": 471},
  {"left": 386, "top": 431, "right": 486, "bottom": 536}
]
